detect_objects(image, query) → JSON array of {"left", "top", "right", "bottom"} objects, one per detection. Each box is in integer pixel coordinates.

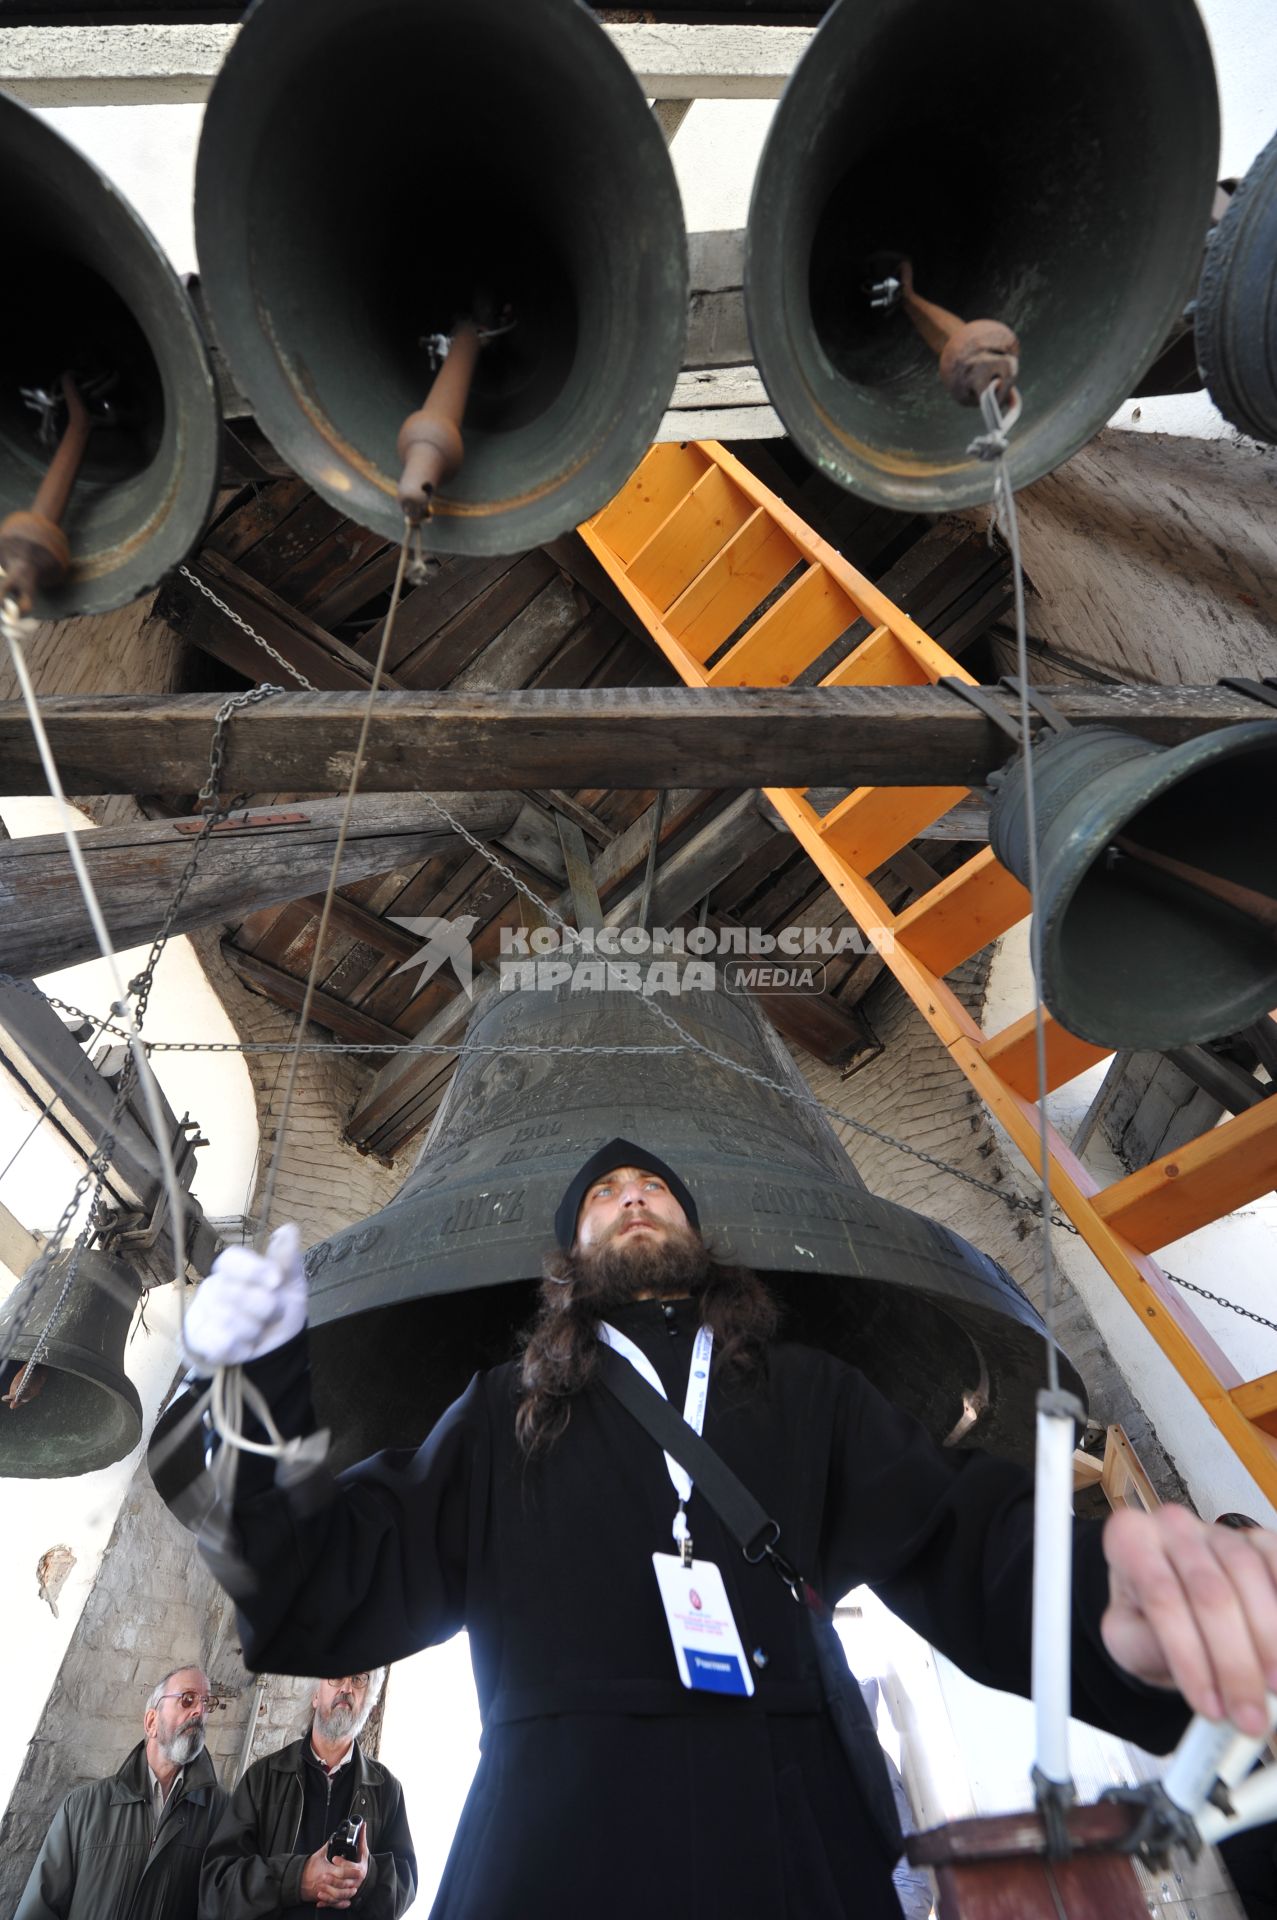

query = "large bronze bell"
[
  {"left": 989, "top": 721, "right": 1277, "bottom": 1052},
  {"left": 302, "top": 970, "right": 1081, "bottom": 1470},
  {"left": 193, "top": 0, "right": 688, "bottom": 555},
  {"left": 0, "top": 93, "right": 220, "bottom": 620},
  {"left": 745, "top": 0, "right": 1219, "bottom": 512},
  {"left": 0, "top": 1249, "right": 143, "bottom": 1478}
]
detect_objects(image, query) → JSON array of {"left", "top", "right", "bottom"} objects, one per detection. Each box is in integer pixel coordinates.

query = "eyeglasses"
[
  {"left": 155, "top": 1691, "right": 218, "bottom": 1712},
  {"left": 326, "top": 1675, "right": 371, "bottom": 1691}
]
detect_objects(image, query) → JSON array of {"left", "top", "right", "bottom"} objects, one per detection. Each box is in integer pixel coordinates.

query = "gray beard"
[
  {"left": 314, "top": 1700, "right": 366, "bottom": 1744},
  {"left": 162, "top": 1724, "right": 205, "bottom": 1766}
]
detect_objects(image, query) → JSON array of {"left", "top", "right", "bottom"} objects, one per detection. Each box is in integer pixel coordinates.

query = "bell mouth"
[
  {"left": 0, "top": 95, "right": 219, "bottom": 618},
  {"left": 746, "top": 0, "right": 1218, "bottom": 510},
  {"left": 307, "top": 1259, "right": 1077, "bottom": 1474},
  {"left": 1032, "top": 722, "right": 1277, "bottom": 1052},
  {"left": 0, "top": 1351, "right": 143, "bottom": 1479},
  {"left": 195, "top": 0, "right": 688, "bottom": 554}
]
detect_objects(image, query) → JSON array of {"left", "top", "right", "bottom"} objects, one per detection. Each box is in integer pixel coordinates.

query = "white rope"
[
  {"left": 3, "top": 610, "right": 190, "bottom": 1373},
  {"left": 4, "top": 595, "right": 259, "bottom": 1451},
  {"left": 969, "top": 389, "right": 1079, "bottom": 1806}
]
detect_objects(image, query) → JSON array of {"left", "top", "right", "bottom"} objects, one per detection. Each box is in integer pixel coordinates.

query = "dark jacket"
[
  {"left": 14, "top": 1739, "right": 225, "bottom": 1920},
  {"left": 199, "top": 1735, "right": 416, "bottom": 1919},
  {"left": 165, "top": 1299, "right": 1188, "bottom": 1920}
]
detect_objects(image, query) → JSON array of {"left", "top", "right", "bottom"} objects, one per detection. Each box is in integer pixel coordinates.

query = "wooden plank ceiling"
[{"left": 152, "top": 440, "right": 1014, "bottom": 1161}]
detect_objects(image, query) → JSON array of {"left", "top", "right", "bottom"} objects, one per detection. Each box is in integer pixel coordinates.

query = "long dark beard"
[{"left": 515, "top": 1230, "right": 779, "bottom": 1457}]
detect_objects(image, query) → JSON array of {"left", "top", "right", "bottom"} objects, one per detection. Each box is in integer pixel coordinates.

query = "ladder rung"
[
  {"left": 626, "top": 464, "right": 756, "bottom": 612},
  {"left": 707, "top": 564, "right": 859, "bottom": 687},
  {"left": 589, "top": 442, "right": 711, "bottom": 567},
  {"left": 1231, "top": 1373, "right": 1277, "bottom": 1439},
  {"left": 665, "top": 509, "right": 800, "bottom": 663},
  {"left": 822, "top": 625, "right": 932, "bottom": 688},
  {"left": 820, "top": 786, "right": 970, "bottom": 875},
  {"left": 893, "top": 848, "right": 1031, "bottom": 975},
  {"left": 1092, "top": 1093, "right": 1277, "bottom": 1253},
  {"left": 980, "top": 1010, "right": 1112, "bottom": 1100}
]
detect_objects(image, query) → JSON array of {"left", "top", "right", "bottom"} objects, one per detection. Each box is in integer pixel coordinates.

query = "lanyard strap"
[{"left": 598, "top": 1320, "right": 713, "bottom": 1549}]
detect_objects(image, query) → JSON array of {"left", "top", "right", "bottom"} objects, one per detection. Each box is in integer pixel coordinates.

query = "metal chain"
[
  {"left": 178, "top": 566, "right": 320, "bottom": 692},
  {"left": 126, "top": 685, "right": 284, "bottom": 1024},
  {"left": 0, "top": 958, "right": 1064, "bottom": 1229},
  {"left": 634, "top": 987, "right": 1073, "bottom": 1231},
  {"left": 0, "top": 687, "right": 284, "bottom": 1377},
  {"left": 1166, "top": 1272, "right": 1277, "bottom": 1337}
]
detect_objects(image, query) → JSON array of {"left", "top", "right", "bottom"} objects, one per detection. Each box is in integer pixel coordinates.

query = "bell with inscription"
[{"left": 296, "top": 970, "right": 1080, "bottom": 1470}]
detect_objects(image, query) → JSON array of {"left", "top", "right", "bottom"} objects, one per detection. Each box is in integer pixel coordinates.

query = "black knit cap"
[{"left": 554, "top": 1138, "right": 700, "bottom": 1250}]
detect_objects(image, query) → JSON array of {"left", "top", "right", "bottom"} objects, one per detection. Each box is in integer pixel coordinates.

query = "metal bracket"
[
  {"left": 102, "top": 1115, "right": 206, "bottom": 1255},
  {"left": 937, "top": 675, "right": 1025, "bottom": 747},
  {"left": 1099, "top": 1781, "right": 1202, "bottom": 1866},
  {"left": 938, "top": 676, "right": 1075, "bottom": 765},
  {"left": 998, "top": 676, "right": 1074, "bottom": 737},
  {"left": 1031, "top": 1766, "right": 1078, "bottom": 1861},
  {"left": 1219, "top": 675, "right": 1277, "bottom": 711}
]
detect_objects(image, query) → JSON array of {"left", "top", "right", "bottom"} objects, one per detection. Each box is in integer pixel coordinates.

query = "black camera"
[{"left": 326, "top": 1816, "right": 364, "bottom": 1863}]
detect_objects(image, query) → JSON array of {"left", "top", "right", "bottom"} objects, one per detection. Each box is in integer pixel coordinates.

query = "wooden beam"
[
  {"left": 557, "top": 819, "right": 605, "bottom": 932},
  {"left": 0, "top": 1203, "right": 42, "bottom": 1282},
  {"left": 979, "top": 1010, "right": 1112, "bottom": 1102},
  {"left": 2, "top": 684, "right": 1260, "bottom": 797},
  {"left": 158, "top": 549, "right": 405, "bottom": 693},
  {"left": 344, "top": 983, "right": 477, "bottom": 1153},
  {"left": 1231, "top": 1372, "right": 1277, "bottom": 1440},
  {"left": 604, "top": 793, "right": 773, "bottom": 928},
  {"left": 219, "top": 943, "right": 411, "bottom": 1049},
  {"left": 0, "top": 794, "right": 521, "bottom": 979},
  {"left": 0, "top": 981, "right": 218, "bottom": 1276}
]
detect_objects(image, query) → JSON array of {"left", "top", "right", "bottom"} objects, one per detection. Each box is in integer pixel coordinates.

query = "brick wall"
[
  {"left": 188, "top": 930, "right": 412, "bottom": 1248},
  {"left": 0, "top": 1458, "right": 250, "bottom": 1917}
]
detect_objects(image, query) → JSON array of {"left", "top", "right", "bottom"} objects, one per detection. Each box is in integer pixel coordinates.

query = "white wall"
[
  {"left": 0, "top": 798, "right": 259, "bottom": 1817},
  {"left": 984, "top": 922, "right": 1277, "bottom": 1529}
]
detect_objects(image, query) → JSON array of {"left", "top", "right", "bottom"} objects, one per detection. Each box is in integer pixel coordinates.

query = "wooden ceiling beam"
[
  {"left": 5, "top": 683, "right": 1254, "bottom": 797},
  {"left": 0, "top": 793, "right": 521, "bottom": 980},
  {"left": 220, "top": 941, "right": 410, "bottom": 1049},
  {"left": 158, "top": 547, "right": 405, "bottom": 692}
]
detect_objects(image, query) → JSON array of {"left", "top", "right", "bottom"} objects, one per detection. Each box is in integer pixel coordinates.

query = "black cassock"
[{"left": 187, "top": 1297, "right": 1187, "bottom": 1920}]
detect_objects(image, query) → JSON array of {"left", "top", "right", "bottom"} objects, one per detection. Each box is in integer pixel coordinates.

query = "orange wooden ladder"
[{"left": 581, "top": 440, "right": 1277, "bottom": 1500}]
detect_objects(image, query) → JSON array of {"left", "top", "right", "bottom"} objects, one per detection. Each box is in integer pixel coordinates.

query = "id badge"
[{"left": 651, "top": 1553, "right": 755, "bottom": 1697}]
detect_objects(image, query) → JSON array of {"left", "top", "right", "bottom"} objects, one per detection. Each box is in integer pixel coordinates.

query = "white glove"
[{"left": 182, "top": 1223, "right": 308, "bottom": 1374}]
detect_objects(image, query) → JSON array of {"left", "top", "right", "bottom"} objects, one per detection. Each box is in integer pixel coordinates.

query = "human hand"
[
  {"left": 1102, "top": 1504, "right": 1277, "bottom": 1733},
  {"left": 300, "top": 1825, "right": 368, "bottom": 1909},
  {"left": 180, "top": 1223, "right": 307, "bottom": 1373}
]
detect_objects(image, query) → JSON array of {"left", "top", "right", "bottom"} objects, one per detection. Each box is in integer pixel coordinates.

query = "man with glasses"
[
  {"left": 199, "top": 1668, "right": 416, "bottom": 1918},
  {"left": 15, "top": 1665, "right": 226, "bottom": 1920}
]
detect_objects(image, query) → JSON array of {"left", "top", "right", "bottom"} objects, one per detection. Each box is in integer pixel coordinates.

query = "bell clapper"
[
  {"left": 1110, "top": 834, "right": 1277, "bottom": 937},
  {"left": 0, "top": 370, "right": 96, "bottom": 615},
  {"left": 868, "top": 258, "right": 1021, "bottom": 412},
  {"left": 396, "top": 304, "right": 517, "bottom": 529},
  {"left": 2, "top": 1359, "right": 48, "bottom": 1410}
]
